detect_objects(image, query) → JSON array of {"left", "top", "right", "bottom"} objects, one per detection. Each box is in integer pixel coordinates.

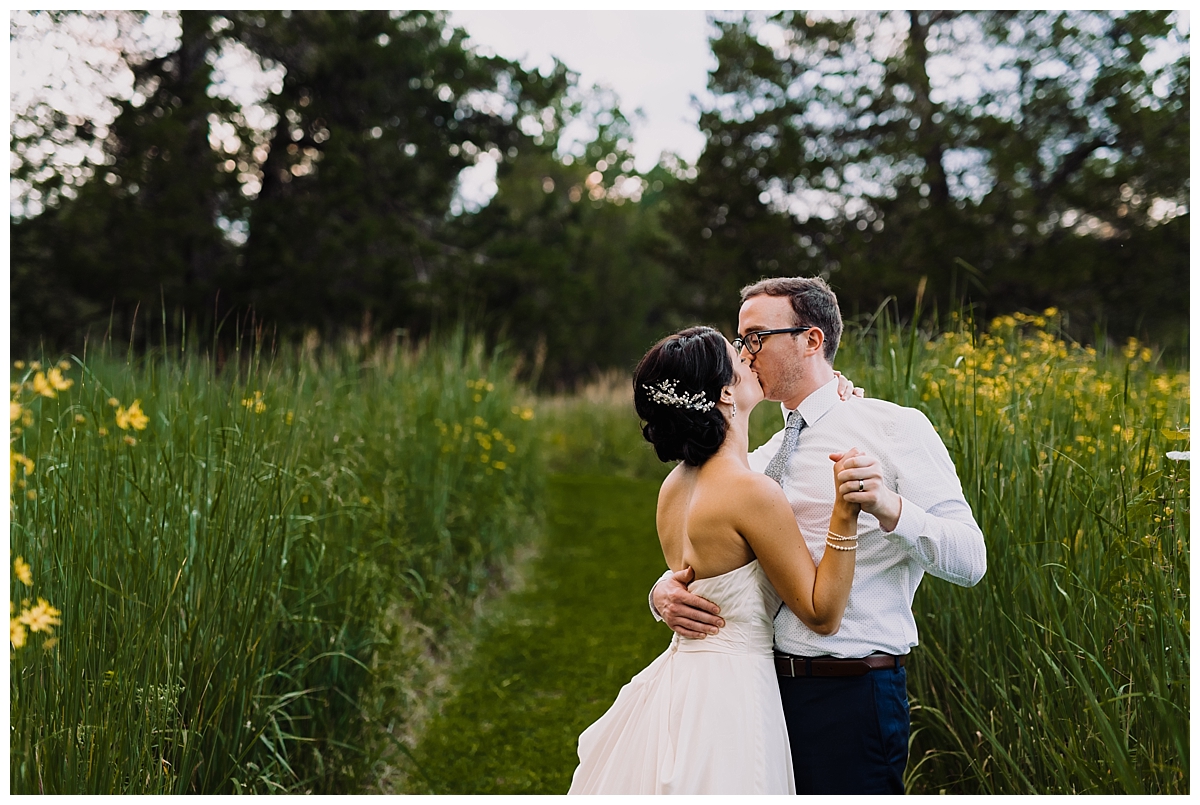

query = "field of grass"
[
  {"left": 9, "top": 331, "right": 542, "bottom": 794},
  {"left": 9, "top": 307, "right": 1189, "bottom": 794}
]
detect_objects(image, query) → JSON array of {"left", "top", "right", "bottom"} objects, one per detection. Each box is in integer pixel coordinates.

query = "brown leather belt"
[{"left": 774, "top": 652, "right": 906, "bottom": 678}]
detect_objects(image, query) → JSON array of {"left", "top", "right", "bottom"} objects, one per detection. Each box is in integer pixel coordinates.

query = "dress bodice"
[{"left": 671, "top": 560, "right": 780, "bottom": 657}]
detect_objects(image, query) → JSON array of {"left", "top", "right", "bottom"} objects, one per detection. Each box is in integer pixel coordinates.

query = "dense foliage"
[
  {"left": 669, "top": 11, "right": 1189, "bottom": 350},
  {"left": 10, "top": 10, "right": 1189, "bottom": 384}
]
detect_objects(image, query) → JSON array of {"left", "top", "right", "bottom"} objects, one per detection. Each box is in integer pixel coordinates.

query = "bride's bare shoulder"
[{"left": 715, "top": 467, "right": 792, "bottom": 526}]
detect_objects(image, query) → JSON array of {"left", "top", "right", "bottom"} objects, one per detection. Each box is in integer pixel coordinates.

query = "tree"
[
  {"left": 671, "top": 11, "right": 1189, "bottom": 347},
  {"left": 12, "top": 11, "right": 246, "bottom": 347},
  {"left": 11, "top": 11, "right": 572, "bottom": 350},
  {"left": 223, "top": 10, "right": 569, "bottom": 337},
  {"left": 450, "top": 99, "right": 682, "bottom": 386}
]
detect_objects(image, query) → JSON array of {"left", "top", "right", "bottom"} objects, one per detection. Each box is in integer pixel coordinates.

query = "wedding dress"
[{"left": 567, "top": 560, "right": 794, "bottom": 794}]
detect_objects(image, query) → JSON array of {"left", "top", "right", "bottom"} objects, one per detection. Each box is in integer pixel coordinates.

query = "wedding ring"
[{"left": 858, "top": 480, "right": 865, "bottom": 492}]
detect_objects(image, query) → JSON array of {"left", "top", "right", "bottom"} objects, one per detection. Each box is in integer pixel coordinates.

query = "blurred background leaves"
[{"left": 10, "top": 10, "right": 1190, "bottom": 384}]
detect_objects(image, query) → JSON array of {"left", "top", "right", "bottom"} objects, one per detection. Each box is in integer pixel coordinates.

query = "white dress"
[{"left": 568, "top": 560, "right": 794, "bottom": 794}]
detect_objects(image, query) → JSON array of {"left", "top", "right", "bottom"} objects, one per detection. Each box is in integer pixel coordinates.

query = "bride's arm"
[{"left": 735, "top": 450, "right": 862, "bottom": 635}]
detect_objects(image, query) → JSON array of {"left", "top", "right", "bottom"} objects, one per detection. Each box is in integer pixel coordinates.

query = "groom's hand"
[
  {"left": 653, "top": 567, "right": 724, "bottom": 639},
  {"left": 831, "top": 450, "right": 902, "bottom": 532}
]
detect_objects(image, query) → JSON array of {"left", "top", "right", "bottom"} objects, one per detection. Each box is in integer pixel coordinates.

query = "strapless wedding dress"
[{"left": 567, "top": 560, "right": 794, "bottom": 794}]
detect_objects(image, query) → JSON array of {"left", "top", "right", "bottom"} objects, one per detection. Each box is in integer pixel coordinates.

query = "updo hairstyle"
[{"left": 633, "top": 326, "right": 734, "bottom": 467}]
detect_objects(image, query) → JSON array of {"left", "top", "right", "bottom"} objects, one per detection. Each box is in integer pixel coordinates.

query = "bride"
[{"left": 568, "top": 325, "right": 863, "bottom": 795}]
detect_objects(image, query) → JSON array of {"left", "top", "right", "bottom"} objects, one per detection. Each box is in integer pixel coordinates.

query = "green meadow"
[{"left": 10, "top": 310, "right": 1189, "bottom": 794}]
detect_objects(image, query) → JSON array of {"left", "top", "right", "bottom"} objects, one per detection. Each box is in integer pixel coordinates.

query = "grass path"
[{"left": 399, "top": 474, "right": 671, "bottom": 794}]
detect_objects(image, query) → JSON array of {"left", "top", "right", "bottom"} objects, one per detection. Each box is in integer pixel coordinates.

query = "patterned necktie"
[{"left": 763, "top": 411, "right": 805, "bottom": 486}]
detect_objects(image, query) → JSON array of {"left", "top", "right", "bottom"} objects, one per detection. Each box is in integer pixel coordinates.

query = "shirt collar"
[{"left": 780, "top": 376, "right": 842, "bottom": 428}]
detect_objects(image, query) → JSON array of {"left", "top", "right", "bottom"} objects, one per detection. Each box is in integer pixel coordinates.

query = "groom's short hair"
[{"left": 740, "top": 276, "right": 842, "bottom": 364}]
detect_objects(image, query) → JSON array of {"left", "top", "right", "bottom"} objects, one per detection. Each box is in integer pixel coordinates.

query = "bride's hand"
[
  {"left": 829, "top": 447, "right": 864, "bottom": 517},
  {"left": 833, "top": 370, "right": 865, "bottom": 400}
]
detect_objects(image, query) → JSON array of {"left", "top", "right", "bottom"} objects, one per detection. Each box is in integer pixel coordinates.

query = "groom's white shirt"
[{"left": 654, "top": 377, "right": 986, "bottom": 658}]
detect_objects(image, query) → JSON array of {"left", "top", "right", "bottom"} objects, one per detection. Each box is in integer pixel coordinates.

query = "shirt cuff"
[
  {"left": 883, "top": 495, "right": 926, "bottom": 543},
  {"left": 648, "top": 569, "right": 673, "bottom": 622}
]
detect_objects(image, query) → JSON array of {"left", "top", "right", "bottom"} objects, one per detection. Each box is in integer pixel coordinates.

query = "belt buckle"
[{"left": 788, "top": 657, "right": 796, "bottom": 678}]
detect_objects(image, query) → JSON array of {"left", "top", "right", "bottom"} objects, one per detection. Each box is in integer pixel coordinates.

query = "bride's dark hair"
[{"left": 634, "top": 326, "right": 733, "bottom": 467}]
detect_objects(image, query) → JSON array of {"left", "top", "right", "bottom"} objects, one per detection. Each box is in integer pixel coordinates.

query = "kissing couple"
[{"left": 568, "top": 276, "right": 987, "bottom": 795}]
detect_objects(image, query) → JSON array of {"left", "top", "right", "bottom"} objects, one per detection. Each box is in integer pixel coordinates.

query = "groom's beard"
[{"left": 759, "top": 356, "right": 806, "bottom": 404}]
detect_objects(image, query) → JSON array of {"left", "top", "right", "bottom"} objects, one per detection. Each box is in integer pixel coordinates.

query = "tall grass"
[
  {"left": 542, "top": 307, "right": 1189, "bottom": 794},
  {"left": 9, "top": 330, "right": 542, "bottom": 794},
  {"left": 839, "top": 305, "right": 1189, "bottom": 794}
]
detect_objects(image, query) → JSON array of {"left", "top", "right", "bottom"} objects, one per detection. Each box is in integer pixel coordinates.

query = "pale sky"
[{"left": 449, "top": 10, "right": 715, "bottom": 173}]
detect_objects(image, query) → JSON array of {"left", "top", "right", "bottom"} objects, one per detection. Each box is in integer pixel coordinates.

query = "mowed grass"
[
  {"left": 399, "top": 475, "right": 668, "bottom": 794},
  {"left": 9, "top": 331, "right": 542, "bottom": 794}
]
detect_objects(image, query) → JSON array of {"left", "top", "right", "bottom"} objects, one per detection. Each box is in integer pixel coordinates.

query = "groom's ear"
[{"left": 803, "top": 327, "right": 825, "bottom": 358}]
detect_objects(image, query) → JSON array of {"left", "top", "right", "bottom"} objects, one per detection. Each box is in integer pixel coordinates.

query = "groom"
[{"left": 650, "top": 276, "right": 986, "bottom": 794}]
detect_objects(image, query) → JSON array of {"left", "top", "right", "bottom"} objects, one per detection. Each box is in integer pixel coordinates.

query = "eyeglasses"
[{"left": 733, "top": 327, "right": 813, "bottom": 355}]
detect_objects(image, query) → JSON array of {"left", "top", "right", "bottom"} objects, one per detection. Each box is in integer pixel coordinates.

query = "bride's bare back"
[
  {"left": 657, "top": 449, "right": 862, "bottom": 636},
  {"left": 657, "top": 454, "right": 773, "bottom": 580}
]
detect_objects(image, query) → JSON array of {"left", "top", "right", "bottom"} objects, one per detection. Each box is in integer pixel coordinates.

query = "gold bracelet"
[
  {"left": 826, "top": 529, "right": 857, "bottom": 541},
  {"left": 825, "top": 539, "right": 858, "bottom": 551}
]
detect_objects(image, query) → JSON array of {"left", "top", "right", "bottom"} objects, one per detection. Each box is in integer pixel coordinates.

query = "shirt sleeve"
[
  {"left": 883, "top": 407, "right": 987, "bottom": 587},
  {"left": 648, "top": 568, "right": 674, "bottom": 621}
]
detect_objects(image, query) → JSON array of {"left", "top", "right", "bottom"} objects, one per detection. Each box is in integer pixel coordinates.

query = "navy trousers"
[{"left": 777, "top": 666, "right": 909, "bottom": 794}]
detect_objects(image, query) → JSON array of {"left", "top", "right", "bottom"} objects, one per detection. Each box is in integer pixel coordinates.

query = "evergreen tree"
[{"left": 12, "top": 11, "right": 244, "bottom": 347}]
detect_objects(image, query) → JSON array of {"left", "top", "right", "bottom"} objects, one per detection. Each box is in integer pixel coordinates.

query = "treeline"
[{"left": 11, "top": 11, "right": 1190, "bottom": 385}]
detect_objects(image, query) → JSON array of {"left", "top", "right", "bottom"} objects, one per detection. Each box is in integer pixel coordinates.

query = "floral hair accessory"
[{"left": 641, "top": 378, "right": 715, "bottom": 412}]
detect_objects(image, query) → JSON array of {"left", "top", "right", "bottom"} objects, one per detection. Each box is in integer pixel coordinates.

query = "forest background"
[{"left": 10, "top": 10, "right": 1190, "bottom": 379}]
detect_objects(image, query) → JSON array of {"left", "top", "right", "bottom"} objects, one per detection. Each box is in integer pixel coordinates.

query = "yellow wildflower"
[
  {"left": 58, "top": 361, "right": 71, "bottom": 371},
  {"left": 14, "top": 557, "right": 32, "bottom": 587},
  {"left": 123, "top": 435, "right": 137, "bottom": 446},
  {"left": 241, "top": 390, "right": 266, "bottom": 414},
  {"left": 107, "top": 397, "right": 119, "bottom": 407},
  {"left": 26, "top": 490, "right": 36, "bottom": 501},
  {"left": 21, "top": 408, "right": 33, "bottom": 427},
  {"left": 98, "top": 427, "right": 108, "bottom": 436},
  {"left": 492, "top": 461, "right": 507, "bottom": 470},
  {"left": 520, "top": 408, "right": 534, "bottom": 421},
  {"left": 1043, "top": 307, "right": 1058, "bottom": 317},
  {"left": 115, "top": 400, "right": 149, "bottom": 431},
  {"left": 19, "top": 598, "right": 61, "bottom": 633},
  {"left": 11, "top": 619, "right": 27, "bottom": 649},
  {"left": 42, "top": 636, "right": 58, "bottom": 652},
  {"left": 46, "top": 368, "right": 73, "bottom": 392},
  {"left": 10, "top": 402, "right": 21, "bottom": 423},
  {"left": 13, "top": 361, "right": 25, "bottom": 370},
  {"left": 11, "top": 452, "right": 34, "bottom": 483},
  {"left": 285, "top": 410, "right": 294, "bottom": 426},
  {"left": 74, "top": 414, "right": 86, "bottom": 424},
  {"left": 31, "top": 372, "right": 55, "bottom": 398},
  {"left": 29, "top": 361, "right": 41, "bottom": 371}
]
